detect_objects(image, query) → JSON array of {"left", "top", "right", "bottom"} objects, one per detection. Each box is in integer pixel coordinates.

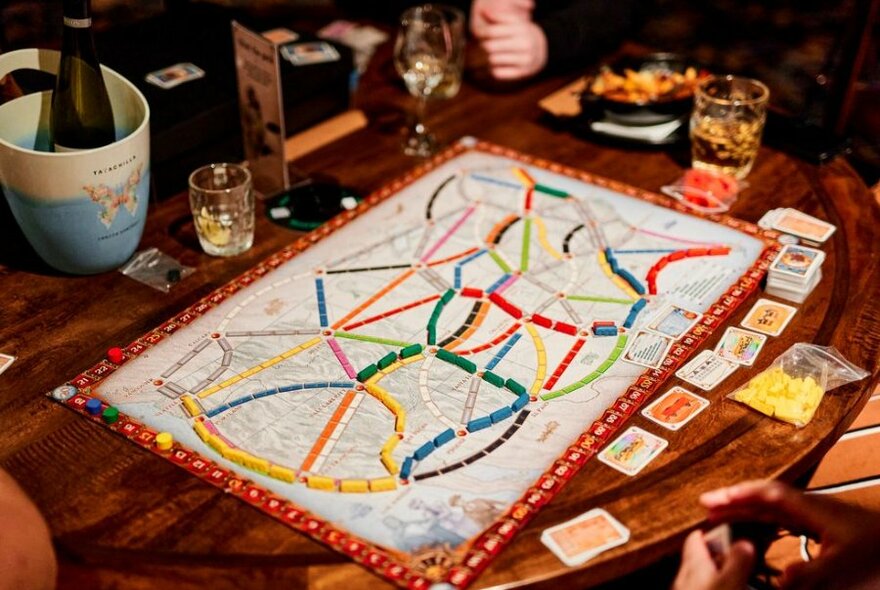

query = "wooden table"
[{"left": 1, "top": 46, "right": 879, "bottom": 590}]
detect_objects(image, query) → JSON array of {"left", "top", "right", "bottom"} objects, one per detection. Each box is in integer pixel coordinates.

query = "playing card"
[
  {"left": 704, "top": 523, "right": 731, "bottom": 557},
  {"left": 757, "top": 208, "right": 784, "bottom": 229},
  {"left": 645, "top": 304, "right": 702, "bottom": 340},
  {"left": 598, "top": 426, "right": 668, "bottom": 476},
  {"left": 280, "top": 41, "right": 340, "bottom": 66},
  {"left": 769, "top": 244, "right": 825, "bottom": 282},
  {"left": 0, "top": 353, "right": 15, "bottom": 376},
  {"left": 675, "top": 350, "right": 739, "bottom": 390},
  {"left": 772, "top": 208, "right": 836, "bottom": 243},
  {"left": 641, "top": 386, "right": 709, "bottom": 431},
  {"left": 714, "top": 327, "right": 767, "bottom": 366},
  {"left": 145, "top": 62, "right": 205, "bottom": 89},
  {"left": 261, "top": 28, "right": 300, "bottom": 44},
  {"left": 541, "top": 508, "right": 630, "bottom": 566},
  {"left": 741, "top": 298, "right": 797, "bottom": 336},
  {"left": 622, "top": 330, "right": 675, "bottom": 369},
  {"left": 765, "top": 269, "right": 823, "bottom": 304},
  {"left": 317, "top": 19, "right": 358, "bottom": 39}
]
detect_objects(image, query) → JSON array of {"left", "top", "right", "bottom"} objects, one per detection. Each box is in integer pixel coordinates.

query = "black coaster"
[{"left": 265, "top": 179, "right": 361, "bottom": 231}]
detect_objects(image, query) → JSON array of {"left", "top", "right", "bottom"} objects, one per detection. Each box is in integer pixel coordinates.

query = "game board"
[{"left": 51, "top": 139, "right": 780, "bottom": 589}]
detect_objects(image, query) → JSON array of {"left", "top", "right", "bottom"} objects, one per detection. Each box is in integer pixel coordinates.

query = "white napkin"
[{"left": 591, "top": 118, "right": 683, "bottom": 142}]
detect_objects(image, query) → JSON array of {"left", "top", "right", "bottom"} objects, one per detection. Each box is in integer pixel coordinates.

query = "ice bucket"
[{"left": 0, "top": 48, "right": 150, "bottom": 274}]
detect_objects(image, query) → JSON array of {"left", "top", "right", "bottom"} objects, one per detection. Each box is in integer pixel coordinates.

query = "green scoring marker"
[{"left": 102, "top": 406, "right": 119, "bottom": 424}]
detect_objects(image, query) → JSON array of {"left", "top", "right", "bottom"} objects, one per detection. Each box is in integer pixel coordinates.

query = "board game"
[{"left": 51, "top": 139, "right": 780, "bottom": 589}]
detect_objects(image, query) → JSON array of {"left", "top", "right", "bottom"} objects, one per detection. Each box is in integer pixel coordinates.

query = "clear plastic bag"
[
  {"left": 661, "top": 168, "right": 746, "bottom": 214},
  {"left": 728, "top": 343, "right": 869, "bottom": 427},
  {"left": 119, "top": 248, "right": 194, "bottom": 293}
]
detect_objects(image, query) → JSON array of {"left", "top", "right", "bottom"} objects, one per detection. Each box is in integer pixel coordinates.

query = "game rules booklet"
[{"left": 50, "top": 139, "right": 780, "bottom": 589}]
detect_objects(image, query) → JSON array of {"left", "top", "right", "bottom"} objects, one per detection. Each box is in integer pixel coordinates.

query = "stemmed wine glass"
[{"left": 394, "top": 5, "right": 453, "bottom": 157}]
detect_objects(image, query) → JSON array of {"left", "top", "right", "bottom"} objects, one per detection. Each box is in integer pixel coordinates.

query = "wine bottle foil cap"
[{"left": 63, "top": 16, "right": 92, "bottom": 28}]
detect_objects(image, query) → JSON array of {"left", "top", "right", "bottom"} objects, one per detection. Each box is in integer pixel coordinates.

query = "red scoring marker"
[{"left": 107, "top": 347, "right": 125, "bottom": 364}]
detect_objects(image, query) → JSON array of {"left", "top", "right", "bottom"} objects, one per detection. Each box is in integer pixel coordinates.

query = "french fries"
[{"left": 589, "top": 66, "right": 708, "bottom": 104}]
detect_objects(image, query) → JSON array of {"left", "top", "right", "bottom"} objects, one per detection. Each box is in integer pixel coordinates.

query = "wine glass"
[
  {"left": 427, "top": 5, "right": 465, "bottom": 101},
  {"left": 394, "top": 5, "right": 453, "bottom": 157}
]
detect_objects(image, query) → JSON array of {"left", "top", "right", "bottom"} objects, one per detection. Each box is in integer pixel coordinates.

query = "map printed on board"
[{"left": 53, "top": 139, "right": 779, "bottom": 589}]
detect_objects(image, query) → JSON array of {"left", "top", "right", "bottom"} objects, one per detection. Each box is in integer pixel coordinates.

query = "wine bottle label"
[{"left": 63, "top": 16, "right": 92, "bottom": 28}]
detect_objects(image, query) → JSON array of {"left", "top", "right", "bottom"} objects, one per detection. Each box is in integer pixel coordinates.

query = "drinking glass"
[
  {"left": 428, "top": 5, "right": 465, "bottom": 101},
  {"left": 394, "top": 5, "right": 453, "bottom": 157},
  {"left": 689, "top": 75, "right": 770, "bottom": 180},
  {"left": 189, "top": 163, "right": 254, "bottom": 256}
]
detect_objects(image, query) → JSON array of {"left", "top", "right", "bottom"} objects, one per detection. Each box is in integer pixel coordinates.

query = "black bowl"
[{"left": 580, "top": 53, "right": 702, "bottom": 126}]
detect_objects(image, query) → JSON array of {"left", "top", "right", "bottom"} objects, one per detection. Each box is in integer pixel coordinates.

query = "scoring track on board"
[{"left": 56, "top": 144, "right": 772, "bottom": 587}]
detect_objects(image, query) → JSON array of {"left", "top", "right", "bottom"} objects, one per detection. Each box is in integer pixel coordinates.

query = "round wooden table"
[{"left": 0, "top": 45, "right": 877, "bottom": 590}]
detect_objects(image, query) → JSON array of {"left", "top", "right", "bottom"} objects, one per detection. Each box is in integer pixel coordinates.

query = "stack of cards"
[
  {"left": 766, "top": 244, "right": 825, "bottom": 303},
  {"left": 758, "top": 208, "right": 836, "bottom": 244}
]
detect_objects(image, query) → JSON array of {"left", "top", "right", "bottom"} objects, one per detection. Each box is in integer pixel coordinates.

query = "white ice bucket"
[{"left": 0, "top": 48, "right": 150, "bottom": 274}]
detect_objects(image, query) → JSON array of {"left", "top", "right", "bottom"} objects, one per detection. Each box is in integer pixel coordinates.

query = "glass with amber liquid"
[{"left": 690, "top": 76, "right": 769, "bottom": 180}]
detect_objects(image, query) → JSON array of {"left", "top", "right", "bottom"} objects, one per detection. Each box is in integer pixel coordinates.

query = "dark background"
[{"left": 2, "top": 0, "right": 877, "bottom": 185}]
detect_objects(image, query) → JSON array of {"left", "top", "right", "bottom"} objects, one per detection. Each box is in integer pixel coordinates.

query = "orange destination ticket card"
[
  {"left": 541, "top": 508, "right": 630, "bottom": 566},
  {"left": 641, "top": 386, "right": 709, "bottom": 431}
]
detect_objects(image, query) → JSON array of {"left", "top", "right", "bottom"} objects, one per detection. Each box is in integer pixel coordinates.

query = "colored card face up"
[
  {"left": 145, "top": 62, "right": 205, "bottom": 89},
  {"left": 541, "top": 508, "right": 631, "bottom": 567},
  {"left": 676, "top": 350, "right": 739, "bottom": 390},
  {"left": 769, "top": 244, "right": 824, "bottom": 280},
  {"left": 641, "top": 386, "right": 709, "bottom": 431},
  {"left": 281, "top": 41, "right": 341, "bottom": 66},
  {"left": 646, "top": 304, "right": 702, "bottom": 340},
  {"left": 772, "top": 209, "right": 836, "bottom": 243},
  {"left": 714, "top": 327, "right": 767, "bottom": 366},
  {"left": 598, "top": 426, "right": 668, "bottom": 476},
  {"left": 622, "top": 330, "right": 675, "bottom": 369},
  {"left": 741, "top": 298, "right": 798, "bottom": 337},
  {"left": 0, "top": 353, "right": 15, "bottom": 376}
]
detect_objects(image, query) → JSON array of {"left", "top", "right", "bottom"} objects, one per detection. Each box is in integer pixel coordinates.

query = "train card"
[
  {"left": 598, "top": 426, "right": 668, "bottom": 476},
  {"left": 740, "top": 298, "right": 797, "bottom": 337},
  {"left": 541, "top": 508, "right": 630, "bottom": 566},
  {"left": 676, "top": 350, "right": 739, "bottom": 390},
  {"left": 645, "top": 304, "right": 702, "bottom": 340},
  {"left": 714, "top": 327, "right": 767, "bottom": 366},
  {"left": 640, "top": 386, "right": 709, "bottom": 431}
]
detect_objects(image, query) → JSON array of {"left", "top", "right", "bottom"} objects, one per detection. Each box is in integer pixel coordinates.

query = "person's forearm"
[{"left": 0, "top": 470, "right": 56, "bottom": 590}]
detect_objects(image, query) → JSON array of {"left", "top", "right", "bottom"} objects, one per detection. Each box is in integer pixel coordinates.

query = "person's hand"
[
  {"left": 469, "top": 0, "right": 534, "bottom": 38},
  {"left": 472, "top": 9, "right": 548, "bottom": 81},
  {"left": 701, "top": 480, "right": 880, "bottom": 590},
  {"left": 673, "top": 529, "right": 755, "bottom": 590}
]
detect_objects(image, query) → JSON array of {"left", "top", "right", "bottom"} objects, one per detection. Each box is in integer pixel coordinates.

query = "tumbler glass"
[{"left": 189, "top": 163, "right": 254, "bottom": 256}]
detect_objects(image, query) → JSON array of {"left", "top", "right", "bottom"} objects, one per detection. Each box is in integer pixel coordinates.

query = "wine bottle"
[{"left": 51, "top": 0, "right": 115, "bottom": 151}]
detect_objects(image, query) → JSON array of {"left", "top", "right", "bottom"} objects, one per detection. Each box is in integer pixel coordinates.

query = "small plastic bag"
[
  {"left": 662, "top": 168, "right": 745, "bottom": 214},
  {"left": 727, "top": 343, "right": 869, "bottom": 427},
  {"left": 119, "top": 247, "right": 194, "bottom": 293}
]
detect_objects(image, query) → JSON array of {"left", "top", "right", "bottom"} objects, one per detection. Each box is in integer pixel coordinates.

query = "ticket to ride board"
[{"left": 51, "top": 138, "right": 781, "bottom": 589}]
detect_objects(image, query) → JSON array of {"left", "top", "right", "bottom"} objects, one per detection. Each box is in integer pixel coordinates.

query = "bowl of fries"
[{"left": 580, "top": 53, "right": 710, "bottom": 126}]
